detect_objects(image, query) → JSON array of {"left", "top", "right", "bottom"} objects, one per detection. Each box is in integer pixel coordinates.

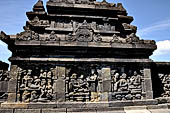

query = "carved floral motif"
[
  {"left": 16, "top": 30, "right": 39, "bottom": 41},
  {"left": 75, "top": 20, "right": 93, "bottom": 42}
]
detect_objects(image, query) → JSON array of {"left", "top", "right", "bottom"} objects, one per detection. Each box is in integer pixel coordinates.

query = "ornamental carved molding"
[{"left": 74, "top": 21, "right": 93, "bottom": 42}]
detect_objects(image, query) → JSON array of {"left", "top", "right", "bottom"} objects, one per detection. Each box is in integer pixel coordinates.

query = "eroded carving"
[
  {"left": 17, "top": 67, "right": 55, "bottom": 102},
  {"left": 75, "top": 20, "right": 93, "bottom": 42},
  {"left": 17, "top": 30, "right": 39, "bottom": 41},
  {"left": 46, "top": 31, "right": 60, "bottom": 41},
  {"left": 29, "top": 16, "right": 49, "bottom": 26},
  {"left": 94, "top": 34, "right": 102, "bottom": 42},
  {"left": 110, "top": 34, "right": 122, "bottom": 43},
  {"left": 122, "top": 23, "right": 137, "bottom": 33},
  {"left": 0, "top": 70, "right": 9, "bottom": 81},
  {"left": 126, "top": 33, "right": 140, "bottom": 43},
  {"left": 66, "top": 66, "right": 100, "bottom": 102},
  {"left": 159, "top": 74, "right": 170, "bottom": 97},
  {"left": 111, "top": 69, "right": 143, "bottom": 100}
]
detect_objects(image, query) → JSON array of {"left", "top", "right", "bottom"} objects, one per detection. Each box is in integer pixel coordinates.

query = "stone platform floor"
[
  {"left": 1, "top": 98, "right": 170, "bottom": 113},
  {"left": 1, "top": 105, "right": 170, "bottom": 113}
]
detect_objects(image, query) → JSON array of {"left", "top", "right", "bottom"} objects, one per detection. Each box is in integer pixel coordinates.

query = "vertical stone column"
[
  {"left": 143, "top": 66, "right": 153, "bottom": 99},
  {"left": 54, "top": 66, "right": 66, "bottom": 102},
  {"left": 101, "top": 68, "right": 112, "bottom": 101},
  {"left": 7, "top": 64, "right": 18, "bottom": 102}
]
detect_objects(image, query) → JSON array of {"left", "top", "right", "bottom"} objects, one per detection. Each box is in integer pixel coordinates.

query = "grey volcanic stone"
[
  {"left": 0, "top": 109, "right": 13, "bottom": 113},
  {"left": 14, "top": 109, "right": 41, "bottom": 113},
  {"left": 42, "top": 108, "right": 66, "bottom": 113}
]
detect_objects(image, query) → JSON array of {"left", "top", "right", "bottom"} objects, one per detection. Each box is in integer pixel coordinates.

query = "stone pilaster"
[
  {"left": 54, "top": 66, "right": 66, "bottom": 102},
  {"left": 143, "top": 67, "right": 153, "bottom": 99},
  {"left": 7, "top": 64, "right": 18, "bottom": 102}
]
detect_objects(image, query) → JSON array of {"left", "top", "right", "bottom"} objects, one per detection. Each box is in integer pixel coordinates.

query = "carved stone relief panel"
[
  {"left": 16, "top": 30, "right": 39, "bottom": 41},
  {"left": 29, "top": 16, "right": 49, "bottom": 26},
  {"left": 158, "top": 73, "right": 170, "bottom": 97},
  {"left": 65, "top": 64, "right": 145, "bottom": 102},
  {"left": 65, "top": 64, "right": 103, "bottom": 102},
  {"left": 15, "top": 63, "right": 145, "bottom": 103},
  {"left": 110, "top": 68, "right": 144, "bottom": 100},
  {"left": 0, "top": 70, "right": 10, "bottom": 81},
  {"left": 17, "top": 66, "right": 56, "bottom": 102},
  {"left": 0, "top": 70, "right": 9, "bottom": 100}
]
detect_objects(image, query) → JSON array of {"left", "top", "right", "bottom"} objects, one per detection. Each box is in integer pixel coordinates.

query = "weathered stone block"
[
  {"left": 124, "top": 109, "right": 151, "bottom": 113},
  {"left": 14, "top": 109, "right": 41, "bottom": 113},
  {"left": 27, "top": 103, "right": 57, "bottom": 109},
  {"left": 109, "top": 101, "right": 133, "bottom": 107},
  {"left": 57, "top": 66, "right": 66, "bottom": 78},
  {"left": 55, "top": 78, "right": 65, "bottom": 102},
  {"left": 1, "top": 102, "right": 28, "bottom": 109},
  {"left": 147, "top": 104, "right": 168, "bottom": 109},
  {"left": 149, "top": 109, "right": 170, "bottom": 113},
  {"left": 9, "top": 65, "right": 18, "bottom": 79},
  {"left": 101, "top": 68, "right": 111, "bottom": 80},
  {"left": 67, "top": 108, "right": 96, "bottom": 113},
  {"left": 144, "top": 68, "right": 151, "bottom": 78},
  {"left": 57, "top": 102, "right": 86, "bottom": 108},
  {"left": 100, "top": 92, "right": 109, "bottom": 101},
  {"left": 146, "top": 91, "right": 153, "bottom": 99},
  {"left": 0, "top": 81, "right": 8, "bottom": 92},
  {"left": 7, "top": 93, "right": 17, "bottom": 102},
  {"left": 7, "top": 79, "right": 17, "bottom": 93},
  {"left": 144, "top": 78, "right": 153, "bottom": 92},
  {"left": 42, "top": 109, "right": 66, "bottom": 113},
  {"left": 86, "top": 102, "right": 109, "bottom": 108},
  {"left": 0, "top": 109, "right": 13, "bottom": 113},
  {"left": 102, "top": 80, "right": 112, "bottom": 92},
  {"left": 132, "top": 99, "right": 158, "bottom": 106}
]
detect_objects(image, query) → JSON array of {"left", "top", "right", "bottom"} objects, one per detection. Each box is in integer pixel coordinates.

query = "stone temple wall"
[
  {"left": 0, "top": 61, "right": 9, "bottom": 101},
  {"left": 0, "top": 0, "right": 170, "bottom": 112}
]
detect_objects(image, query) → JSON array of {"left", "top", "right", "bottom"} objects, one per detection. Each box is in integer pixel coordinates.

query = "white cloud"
[
  {"left": 153, "top": 40, "right": 170, "bottom": 56},
  {"left": 137, "top": 19, "right": 170, "bottom": 36}
]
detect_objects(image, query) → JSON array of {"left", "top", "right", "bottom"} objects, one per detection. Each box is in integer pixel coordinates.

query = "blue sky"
[{"left": 0, "top": 0, "right": 170, "bottom": 63}]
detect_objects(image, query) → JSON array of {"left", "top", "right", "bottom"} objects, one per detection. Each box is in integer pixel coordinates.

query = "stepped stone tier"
[{"left": 0, "top": 0, "right": 170, "bottom": 113}]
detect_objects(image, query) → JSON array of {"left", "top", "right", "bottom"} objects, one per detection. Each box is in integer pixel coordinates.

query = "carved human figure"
[
  {"left": 46, "top": 80, "right": 53, "bottom": 100},
  {"left": 87, "top": 69, "right": 98, "bottom": 82},
  {"left": 22, "top": 91, "right": 31, "bottom": 103},
  {"left": 126, "top": 33, "right": 139, "bottom": 43},
  {"left": 70, "top": 73, "right": 82, "bottom": 93},
  {"left": 111, "top": 71, "right": 120, "bottom": 91},
  {"left": 130, "top": 71, "right": 141, "bottom": 88},
  {"left": 65, "top": 33, "right": 75, "bottom": 41},
  {"left": 161, "top": 74, "right": 170, "bottom": 97},
  {"left": 47, "top": 31, "right": 59, "bottom": 41},
  {"left": 39, "top": 79, "right": 47, "bottom": 99},
  {"left": 32, "top": 32, "right": 39, "bottom": 40},
  {"left": 30, "top": 91, "right": 39, "bottom": 102},
  {"left": 115, "top": 73, "right": 128, "bottom": 92},
  {"left": 87, "top": 69, "right": 99, "bottom": 102},
  {"left": 94, "top": 34, "right": 102, "bottom": 42},
  {"left": 3, "top": 71, "right": 9, "bottom": 81},
  {"left": 77, "top": 74, "right": 89, "bottom": 92},
  {"left": 20, "top": 69, "right": 33, "bottom": 89},
  {"left": 47, "top": 71, "right": 52, "bottom": 78},
  {"left": 40, "top": 69, "right": 47, "bottom": 78},
  {"left": 0, "top": 70, "right": 3, "bottom": 81},
  {"left": 30, "top": 76, "right": 41, "bottom": 89},
  {"left": 110, "top": 34, "right": 121, "bottom": 43}
]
